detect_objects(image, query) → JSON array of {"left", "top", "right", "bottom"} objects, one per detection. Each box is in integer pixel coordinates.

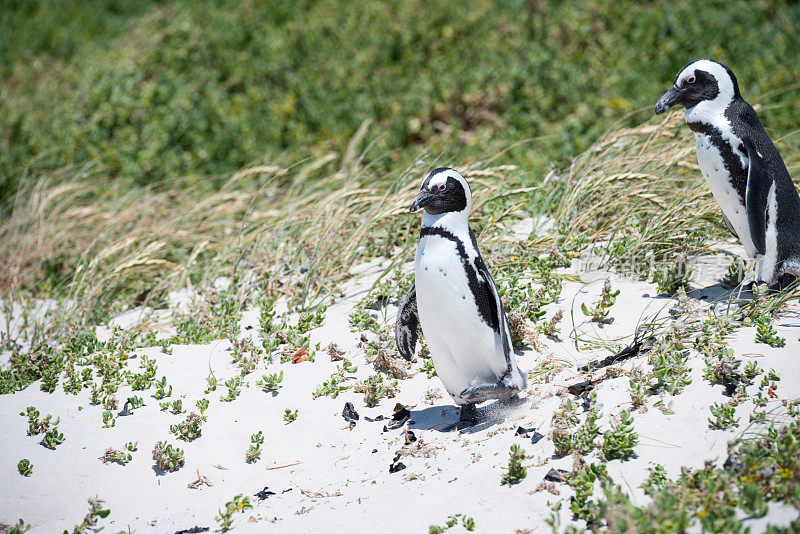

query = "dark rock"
[
  {"left": 175, "top": 527, "right": 209, "bottom": 534},
  {"left": 405, "top": 430, "right": 417, "bottom": 443},
  {"left": 544, "top": 468, "right": 570, "bottom": 483},
  {"left": 386, "top": 403, "right": 411, "bottom": 430},
  {"left": 567, "top": 380, "right": 594, "bottom": 396},
  {"left": 389, "top": 453, "right": 406, "bottom": 473},
  {"left": 516, "top": 426, "right": 536, "bottom": 437},
  {"left": 342, "top": 402, "right": 359, "bottom": 430},
  {"left": 530, "top": 432, "right": 545, "bottom": 444},
  {"left": 389, "top": 461, "right": 406, "bottom": 474},
  {"left": 254, "top": 487, "right": 276, "bottom": 500},
  {"left": 364, "top": 415, "right": 385, "bottom": 422},
  {"left": 372, "top": 449, "right": 378, "bottom": 453}
]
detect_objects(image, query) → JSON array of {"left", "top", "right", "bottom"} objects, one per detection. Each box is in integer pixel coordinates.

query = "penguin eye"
[
  {"left": 437, "top": 183, "right": 447, "bottom": 192},
  {"left": 685, "top": 75, "right": 696, "bottom": 84}
]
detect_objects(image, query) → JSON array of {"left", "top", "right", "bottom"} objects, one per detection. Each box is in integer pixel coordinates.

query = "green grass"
[{"left": 2, "top": 1, "right": 800, "bottom": 204}]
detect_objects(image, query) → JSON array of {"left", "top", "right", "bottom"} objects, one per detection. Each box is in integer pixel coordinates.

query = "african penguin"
[
  {"left": 395, "top": 167, "right": 526, "bottom": 424},
  {"left": 655, "top": 58, "right": 800, "bottom": 288}
]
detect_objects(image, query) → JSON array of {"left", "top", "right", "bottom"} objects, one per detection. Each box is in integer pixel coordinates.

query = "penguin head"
[
  {"left": 409, "top": 167, "right": 471, "bottom": 216},
  {"left": 655, "top": 59, "right": 740, "bottom": 115}
]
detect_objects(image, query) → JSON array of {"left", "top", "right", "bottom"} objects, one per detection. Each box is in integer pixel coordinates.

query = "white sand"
[{"left": 1, "top": 257, "right": 799, "bottom": 533}]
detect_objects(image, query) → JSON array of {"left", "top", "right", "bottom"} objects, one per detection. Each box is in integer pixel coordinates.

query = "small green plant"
[
  {"left": 101, "top": 410, "right": 115, "bottom": 428},
  {"left": 640, "top": 463, "right": 669, "bottom": 496},
  {"left": 721, "top": 257, "right": 746, "bottom": 289},
  {"left": 750, "top": 410, "right": 767, "bottom": 423},
  {"left": 500, "top": 444, "right": 527, "bottom": 486},
  {"left": 354, "top": 373, "right": 398, "bottom": 407},
  {"left": 17, "top": 459, "right": 32, "bottom": 476},
  {"left": 602, "top": 410, "right": 638, "bottom": 460},
  {"left": 169, "top": 399, "right": 185, "bottom": 414},
  {"left": 313, "top": 368, "right": 352, "bottom": 399},
  {"left": 245, "top": 431, "right": 264, "bottom": 463},
  {"left": 5, "top": 519, "right": 31, "bottom": 533},
  {"left": 537, "top": 309, "right": 563, "bottom": 337},
  {"left": 152, "top": 441, "right": 185, "bottom": 472},
  {"left": 20, "top": 406, "right": 40, "bottom": 436},
  {"left": 653, "top": 263, "right": 691, "bottom": 294},
  {"left": 581, "top": 279, "right": 619, "bottom": 322},
  {"left": 552, "top": 395, "right": 601, "bottom": 456},
  {"left": 569, "top": 462, "right": 606, "bottom": 522},
  {"left": 220, "top": 376, "right": 242, "bottom": 402},
  {"left": 196, "top": 398, "right": 209, "bottom": 415},
  {"left": 205, "top": 375, "right": 218, "bottom": 393},
  {"left": 349, "top": 305, "right": 380, "bottom": 333},
  {"left": 69, "top": 498, "right": 111, "bottom": 533},
  {"left": 256, "top": 371, "right": 284, "bottom": 392},
  {"left": 708, "top": 402, "right": 739, "bottom": 430},
  {"left": 283, "top": 409, "right": 298, "bottom": 423},
  {"left": 159, "top": 401, "right": 170, "bottom": 411},
  {"left": 429, "top": 514, "right": 475, "bottom": 533},
  {"left": 628, "top": 367, "right": 651, "bottom": 409},
  {"left": 41, "top": 425, "right": 65, "bottom": 449},
  {"left": 158, "top": 338, "right": 173, "bottom": 355},
  {"left": 215, "top": 494, "right": 253, "bottom": 532},
  {"left": 419, "top": 359, "right": 437, "bottom": 378},
  {"left": 128, "top": 395, "right": 144, "bottom": 409},
  {"left": 153, "top": 377, "right": 172, "bottom": 399},
  {"left": 128, "top": 355, "right": 158, "bottom": 390},
  {"left": 743, "top": 361, "right": 760, "bottom": 380},
  {"left": 125, "top": 441, "right": 138, "bottom": 452},
  {"left": 99, "top": 447, "right": 132, "bottom": 465},
  {"left": 755, "top": 316, "right": 785, "bottom": 347},
  {"left": 170, "top": 412, "right": 203, "bottom": 441}
]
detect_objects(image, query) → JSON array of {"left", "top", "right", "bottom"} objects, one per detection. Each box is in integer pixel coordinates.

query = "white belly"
[
  {"left": 695, "top": 133, "right": 757, "bottom": 257},
  {"left": 415, "top": 236, "right": 507, "bottom": 403}
]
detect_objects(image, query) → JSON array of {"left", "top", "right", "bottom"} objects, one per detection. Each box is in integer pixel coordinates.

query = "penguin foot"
[
  {"left": 459, "top": 403, "right": 479, "bottom": 424},
  {"left": 440, "top": 404, "right": 479, "bottom": 431},
  {"left": 459, "top": 382, "right": 518, "bottom": 404}
]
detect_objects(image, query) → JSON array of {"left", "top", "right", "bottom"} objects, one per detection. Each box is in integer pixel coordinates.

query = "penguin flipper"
[
  {"left": 743, "top": 138, "right": 770, "bottom": 256},
  {"left": 395, "top": 284, "right": 420, "bottom": 361}
]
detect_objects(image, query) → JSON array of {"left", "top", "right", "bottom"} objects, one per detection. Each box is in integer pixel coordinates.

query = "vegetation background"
[{"left": 1, "top": 0, "right": 799, "bottom": 327}]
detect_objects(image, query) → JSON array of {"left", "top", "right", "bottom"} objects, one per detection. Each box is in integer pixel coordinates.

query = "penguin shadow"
[
  {"left": 686, "top": 282, "right": 752, "bottom": 304},
  {"left": 408, "top": 397, "right": 526, "bottom": 435},
  {"left": 644, "top": 282, "right": 755, "bottom": 306}
]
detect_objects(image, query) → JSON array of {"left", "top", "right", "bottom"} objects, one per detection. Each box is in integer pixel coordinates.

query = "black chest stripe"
[
  {"left": 687, "top": 121, "right": 748, "bottom": 206},
  {"left": 420, "top": 227, "right": 496, "bottom": 330}
]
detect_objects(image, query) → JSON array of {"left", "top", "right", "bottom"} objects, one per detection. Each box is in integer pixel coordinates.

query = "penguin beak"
[
  {"left": 655, "top": 85, "right": 684, "bottom": 115},
  {"left": 410, "top": 190, "right": 433, "bottom": 212}
]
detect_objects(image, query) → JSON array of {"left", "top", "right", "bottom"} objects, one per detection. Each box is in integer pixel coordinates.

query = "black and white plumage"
[
  {"left": 655, "top": 58, "right": 800, "bottom": 287},
  {"left": 395, "top": 167, "right": 526, "bottom": 422}
]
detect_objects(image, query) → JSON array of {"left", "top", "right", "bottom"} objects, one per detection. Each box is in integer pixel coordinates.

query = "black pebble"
[
  {"left": 174, "top": 528, "right": 209, "bottom": 534},
  {"left": 389, "top": 453, "right": 406, "bottom": 473},
  {"left": 530, "top": 431, "right": 545, "bottom": 444},
  {"left": 254, "top": 487, "right": 276, "bottom": 500},
  {"left": 567, "top": 380, "right": 594, "bottom": 396},
  {"left": 342, "top": 402, "right": 359, "bottom": 430},
  {"left": 386, "top": 403, "right": 411, "bottom": 430},
  {"left": 515, "top": 426, "right": 535, "bottom": 437},
  {"left": 544, "top": 468, "right": 570, "bottom": 483}
]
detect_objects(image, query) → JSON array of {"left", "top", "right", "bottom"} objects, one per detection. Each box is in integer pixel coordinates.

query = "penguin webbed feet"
[
  {"left": 459, "top": 403, "right": 479, "bottom": 424},
  {"left": 459, "top": 382, "right": 519, "bottom": 404}
]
